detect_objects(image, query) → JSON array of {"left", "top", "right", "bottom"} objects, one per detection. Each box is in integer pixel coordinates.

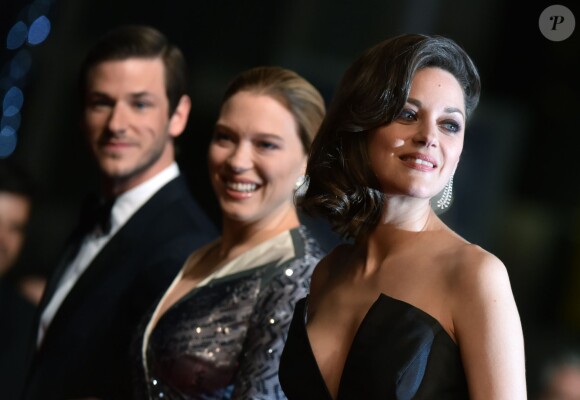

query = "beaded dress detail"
[{"left": 133, "top": 226, "right": 323, "bottom": 399}]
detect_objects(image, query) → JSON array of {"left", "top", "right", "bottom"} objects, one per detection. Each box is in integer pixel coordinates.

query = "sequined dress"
[
  {"left": 133, "top": 226, "right": 324, "bottom": 399},
  {"left": 279, "top": 294, "right": 469, "bottom": 399}
]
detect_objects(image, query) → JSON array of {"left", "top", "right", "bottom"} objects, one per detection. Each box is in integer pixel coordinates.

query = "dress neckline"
[{"left": 302, "top": 293, "right": 457, "bottom": 400}]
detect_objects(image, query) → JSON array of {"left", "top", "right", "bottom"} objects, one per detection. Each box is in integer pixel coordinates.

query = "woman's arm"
[
  {"left": 453, "top": 246, "right": 527, "bottom": 399},
  {"left": 230, "top": 252, "right": 320, "bottom": 400}
]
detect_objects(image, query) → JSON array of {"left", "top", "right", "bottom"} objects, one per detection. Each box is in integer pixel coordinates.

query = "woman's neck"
[
  {"left": 359, "top": 200, "right": 444, "bottom": 272},
  {"left": 378, "top": 195, "right": 437, "bottom": 231}
]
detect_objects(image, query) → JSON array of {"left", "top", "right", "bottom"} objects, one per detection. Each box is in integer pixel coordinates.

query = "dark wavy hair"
[
  {"left": 220, "top": 66, "right": 326, "bottom": 153},
  {"left": 78, "top": 25, "right": 189, "bottom": 116},
  {"left": 299, "top": 34, "right": 481, "bottom": 240}
]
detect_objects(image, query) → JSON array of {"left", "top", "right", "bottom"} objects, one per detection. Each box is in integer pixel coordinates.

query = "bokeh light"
[
  {"left": 3, "top": 87, "right": 24, "bottom": 117},
  {"left": 28, "top": 15, "right": 51, "bottom": 45},
  {"left": 0, "top": 126, "right": 18, "bottom": 158},
  {"left": 1, "top": 113, "right": 22, "bottom": 133},
  {"left": 2, "top": 1, "right": 55, "bottom": 158},
  {"left": 6, "top": 21, "right": 28, "bottom": 50}
]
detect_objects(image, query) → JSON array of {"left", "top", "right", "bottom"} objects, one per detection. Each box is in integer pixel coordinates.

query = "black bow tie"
[{"left": 79, "top": 195, "right": 116, "bottom": 236}]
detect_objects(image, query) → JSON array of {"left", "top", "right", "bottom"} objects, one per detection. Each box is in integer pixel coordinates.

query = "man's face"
[
  {"left": 0, "top": 192, "right": 30, "bottom": 275},
  {"left": 82, "top": 58, "right": 189, "bottom": 193}
]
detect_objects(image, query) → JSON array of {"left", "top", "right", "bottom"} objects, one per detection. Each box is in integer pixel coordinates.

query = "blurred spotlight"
[
  {"left": 10, "top": 50, "right": 32, "bottom": 80},
  {"left": 0, "top": 126, "right": 18, "bottom": 158},
  {"left": 3, "top": 87, "right": 24, "bottom": 117},
  {"left": 6, "top": 21, "right": 29, "bottom": 50},
  {"left": 2, "top": 113, "right": 22, "bottom": 132},
  {"left": 28, "top": 16, "right": 51, "bottom": 45}
]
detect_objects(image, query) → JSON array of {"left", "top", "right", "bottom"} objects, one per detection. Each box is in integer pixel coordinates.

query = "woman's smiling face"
[
  {"left": 208, "top": 91, "right": 307, "bottom": 226},
  {"left": 367, "top": 67, "right": 466, "bottom": 201}
]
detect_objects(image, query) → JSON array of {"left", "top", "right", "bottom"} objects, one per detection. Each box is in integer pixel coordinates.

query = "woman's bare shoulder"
[
  {"left": 445, "top": 242, "right": 513, "bottom": 308},
  {"left": 309, "top": 243, "right": 355, "bottom": 296}
]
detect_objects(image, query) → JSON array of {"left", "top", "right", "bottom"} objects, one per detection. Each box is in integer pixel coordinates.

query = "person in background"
[
  {"left": 132, "top": 66, "right": 326, "bottom": 399},
  {"left": 0, "top": 160, "right": 36, "bottom": 400},
  {"left": 537, "top": 350, "right": 580, "bottom": 400},
  {"left": 21, "top": 25, "right": 217, "bottom": 400},
  {"left": 279, "top": 33, "right": 526, "bottom": 399}
]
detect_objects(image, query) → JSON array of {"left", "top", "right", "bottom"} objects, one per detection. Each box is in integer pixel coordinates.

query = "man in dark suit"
[
  {"left": 0, "top": 161, "right": 36, "bottom": 400},
  {"left": 21, "top": 25, "right": 217, "bottom": 399}
]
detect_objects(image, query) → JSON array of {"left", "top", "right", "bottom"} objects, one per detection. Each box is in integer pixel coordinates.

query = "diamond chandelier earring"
[
  {"left": 436, "top": 175, "right": 453, "bottom": 210},
  {"left": 294, "top": 175, "right": 307, "bottom": 196},
  {"left": 295, "top": 175, "right": 305, "bottom": 190}
]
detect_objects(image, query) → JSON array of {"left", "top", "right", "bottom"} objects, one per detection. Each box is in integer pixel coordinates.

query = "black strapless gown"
[{"left": 279, "top": 294, "right": 469, "bottom": 399}]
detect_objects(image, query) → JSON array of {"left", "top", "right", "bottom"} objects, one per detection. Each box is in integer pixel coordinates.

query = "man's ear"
[{"left": 168, "top": 95, "right": 192, "bottom": 138}]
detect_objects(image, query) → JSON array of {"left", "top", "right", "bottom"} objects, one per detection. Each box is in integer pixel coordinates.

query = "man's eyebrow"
[{"left": 130, "top": 91, "right": 156, "bottom": 98}]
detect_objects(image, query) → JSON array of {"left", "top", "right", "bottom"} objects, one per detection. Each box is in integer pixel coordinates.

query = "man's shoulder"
[
  {"left": 124, "top": 177, "right": 217, "bottom": 244},
  {"left": 137, "top": 176, "right": 209, "bottom": 219}
]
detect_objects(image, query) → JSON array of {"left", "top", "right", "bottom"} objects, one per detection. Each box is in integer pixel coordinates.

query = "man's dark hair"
[{"left": 78, "top": 25, "right": 189, "bottom": 115}]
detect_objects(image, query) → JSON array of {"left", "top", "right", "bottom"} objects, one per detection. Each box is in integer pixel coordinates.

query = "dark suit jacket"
[
  {"left": 0, "top": 278, "right": 37, "bottom": 400},
  {"left": 21, "top": 176, "right": 217, "bottom": 400}
]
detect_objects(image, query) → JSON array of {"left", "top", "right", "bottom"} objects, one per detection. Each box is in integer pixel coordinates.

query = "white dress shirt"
[{"left": 37, "top": 163, "right": 180, "bottom": 347}]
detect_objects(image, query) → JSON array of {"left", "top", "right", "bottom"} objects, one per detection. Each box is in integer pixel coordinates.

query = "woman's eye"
[
  {"left": 212, "top": 131, "right": 233, "bottom": 143},
  {"left": 212, "top": 131, "right": 236, "bottom": 146},
  {"left": 87, "top": 98, "right": 112, "bottom": 110},
  {"left": 257, "top": 141, "right": 279, "bottom": 150},
  {"left": 397, "top": 109, "right": 416, "bottom": 121},
  {"left": 441, "top": 120, "right": 461, "bottom": 133}
]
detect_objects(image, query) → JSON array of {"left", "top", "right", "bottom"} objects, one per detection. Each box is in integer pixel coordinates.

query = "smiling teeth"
[
  {"left": 412, "top": 158, "right": 434, "bottom": 168},
  {"left": 227, "top": 182, "right": 257, "bottom": 192}
]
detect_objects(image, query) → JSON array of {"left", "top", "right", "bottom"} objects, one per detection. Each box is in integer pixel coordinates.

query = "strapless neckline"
[
  {"left": 279, "top": 293, "right": 469, "bottom": 399},
  {"left": 303, "top": 294, "right": 457, "bottom": 399}
]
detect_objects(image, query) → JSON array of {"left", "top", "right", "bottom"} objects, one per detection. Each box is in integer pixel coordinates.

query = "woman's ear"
[{"left": 299, "top": 155, "right": 308, "bottom": 177}]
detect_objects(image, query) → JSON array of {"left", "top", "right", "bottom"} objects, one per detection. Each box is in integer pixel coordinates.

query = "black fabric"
[
  {"left": 279, "top": 295, "right": 469, "bottom": 400},
  {"left": 0, "top": 279, "right": 37, "bottom": 400},
  {"left": 78, "top": 193, "right": 116, "bottom": 235},
  {"left": 21, "top": 176, "right": 218, "bottom": 400}
]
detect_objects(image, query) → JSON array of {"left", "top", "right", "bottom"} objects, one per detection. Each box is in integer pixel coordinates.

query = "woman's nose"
[
  {"left": 413, "top": 121, "right": 438, "bottom": 148},
  {"left": 227, "top": 143, "right": 253, "bottom": 172}
]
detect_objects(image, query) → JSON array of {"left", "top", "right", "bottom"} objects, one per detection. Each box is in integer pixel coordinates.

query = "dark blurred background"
[{"left": 1, "top": 0, "right": 579, "bottom": 396}]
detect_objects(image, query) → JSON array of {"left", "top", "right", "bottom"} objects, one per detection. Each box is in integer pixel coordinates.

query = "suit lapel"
[
  {"left": 37, "top": 226, "right": 86, "bottom": 314},
  {"left": 41, "top": 177, "right": 188, "bottom": 339}
]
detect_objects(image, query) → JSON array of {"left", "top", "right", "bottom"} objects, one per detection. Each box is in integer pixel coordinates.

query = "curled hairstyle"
[
  {"left": 78, "top": 25, "right": 189, "bottom": 116},
  {"left": 221, "top": 66, "right": 326, "bottom": 153},
  {"left": 300, "top": 34, "right": 481, "bottom": 240}
]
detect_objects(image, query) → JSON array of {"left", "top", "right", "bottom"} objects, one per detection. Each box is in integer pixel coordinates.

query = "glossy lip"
[{"left": 399, "top": 152, "right": 438, "bottom": 172}]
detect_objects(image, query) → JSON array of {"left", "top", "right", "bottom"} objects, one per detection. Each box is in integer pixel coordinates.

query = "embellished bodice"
[
  {"left": 133, "top": 226, "right": 324, "bottom": 399},
  {"left": 279, "top": 294, "right": 469, "bottom": 399}
]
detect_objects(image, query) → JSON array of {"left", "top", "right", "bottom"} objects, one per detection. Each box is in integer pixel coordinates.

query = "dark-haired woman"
[{"left": 279, "top": 34, "right": 526, "bottom": 399}]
